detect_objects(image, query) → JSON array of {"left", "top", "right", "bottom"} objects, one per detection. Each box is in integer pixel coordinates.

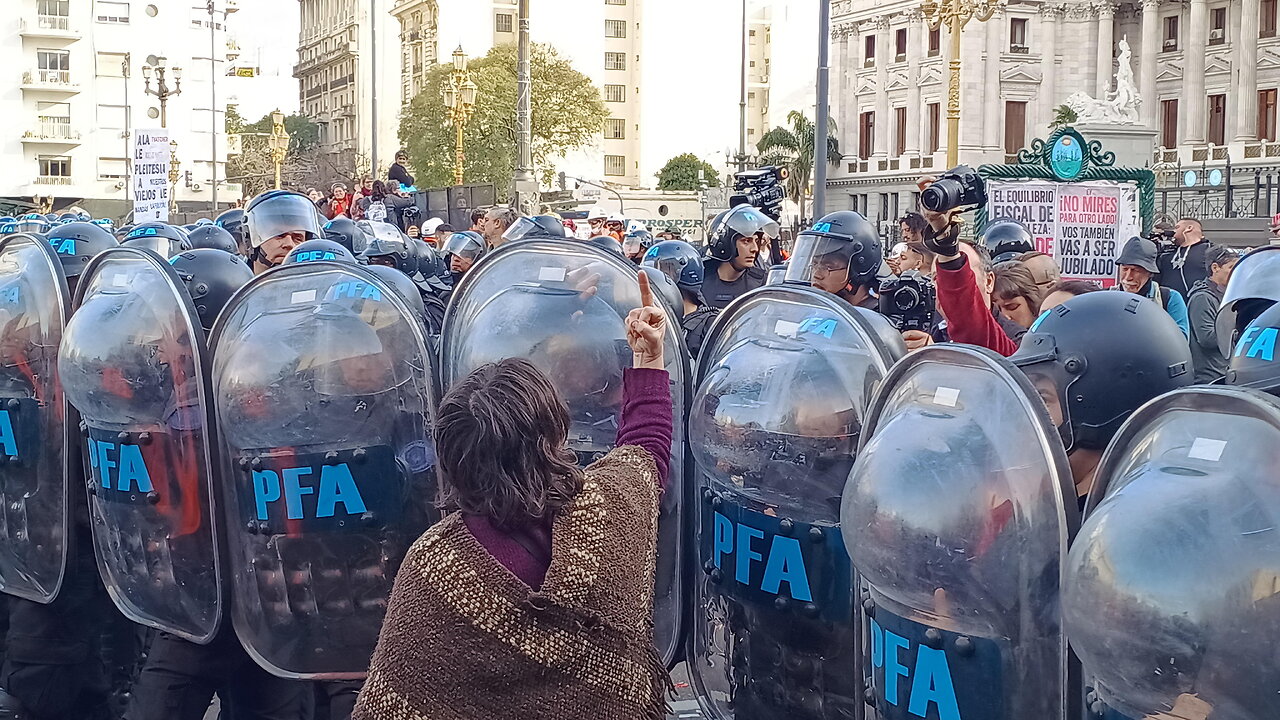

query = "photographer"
[
  {"left": 785, "top": 211, "right": 884, "bottom": 310},
  {"left": 916, "top": 171, "right": 1020, "bottom": 356}
]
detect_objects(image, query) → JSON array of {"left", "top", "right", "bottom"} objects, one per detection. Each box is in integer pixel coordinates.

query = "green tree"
[
  {"left": 1049, "top": 104, "right": 1078, "bottom": 131},
  {"left": 225, "top": 110, "right": 325, "bottom": 197},
  {"left": 400, "top": 43, "right": 607, "bottom": 194},
  {"left": 755, "top": 110, "right": 840, "bottom": 225},
  {"left": 655, "top": 153, "right": 722, "bottom": 191}
]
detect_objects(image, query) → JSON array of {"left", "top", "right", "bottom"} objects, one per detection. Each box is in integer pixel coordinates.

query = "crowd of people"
[{"left": 0, "top": 155, "right": 1276, "bottom": 720}]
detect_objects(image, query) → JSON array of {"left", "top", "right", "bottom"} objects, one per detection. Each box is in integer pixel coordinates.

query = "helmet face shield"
[
  {"left": 441, "top": 232, "right": 484, "bottom": 260},
  {"left": 502, "top": 216, "right": 542, "bottom": 244},
  {"left": 785, "top": 233, "right": 851, "bottom": 291},
  {"left": 245, "top": 193, "right": 324, "bottom": 249}
]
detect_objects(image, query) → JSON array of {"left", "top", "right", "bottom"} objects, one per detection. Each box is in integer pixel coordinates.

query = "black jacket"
[{"left": 388, "top": 163, "right": 415, "bottom": 190}]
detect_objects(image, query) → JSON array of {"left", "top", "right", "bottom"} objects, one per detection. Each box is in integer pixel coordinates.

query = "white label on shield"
[
  {"left": 774, "top": 320, "right": 800, "bottom": 338},
  {"left": 1188, "top": 437, "right": 1227, "bottom": 462},
  {"left": 111, "top": 274, "right": 129, "bottom": 287},
  {"left": 933, "top": 386, "right": 960, "bottom": 407},
  {"left": 290, "top": 289, "right": 317, "bottom": 304},
  {"left": 538, "top": 266, "right": 566, "bottom": 282}
]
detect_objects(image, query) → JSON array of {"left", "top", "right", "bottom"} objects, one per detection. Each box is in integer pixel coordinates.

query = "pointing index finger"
[{"left": 638, "top": 269, "right": 655, "bottom": 308}]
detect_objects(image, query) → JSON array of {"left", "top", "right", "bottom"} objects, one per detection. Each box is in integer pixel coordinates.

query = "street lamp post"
[
  {"left": 443, "top": 47, "right": 477, "bottom": 187},
  {"left": 920, "top": 0, "right": 999, "bottom": 167},
  {"left": 268, "top": 109, "right": 290, "bottom": 190},
  {"left": 141, "top": 58, "right": 183, "bottom": 129}
]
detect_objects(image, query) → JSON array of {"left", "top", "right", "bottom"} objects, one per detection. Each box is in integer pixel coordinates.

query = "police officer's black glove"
[{"left": 923, "top": 222, "right": 962, "bottom": 257}]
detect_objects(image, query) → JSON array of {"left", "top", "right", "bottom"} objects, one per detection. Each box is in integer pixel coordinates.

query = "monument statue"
[{"left": 1065, "top": 37, "right": 1142, "bottom": 125}]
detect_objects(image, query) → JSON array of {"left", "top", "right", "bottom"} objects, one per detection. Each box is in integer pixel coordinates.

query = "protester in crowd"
[
  {"left": 1040, "top": 278, "right": 1103, "bottom": 312},
  {"left": 358, "top": 175, "right": 374, "bottom": 197},
  {"left": 1018, "top": 250, "right": 1062, "bottom": 294},
  {"left": 357, "top": 181, "right": 392, "bottom": 224},
  {"left": 469, "top": 208, "right": 487, "bottom": 235},
  {"left": 900, "top": 241, "right": 936, "bottom": 276},
  {"left": 306, "top": 187, "right": 326, "bottom": 208},
  {"left": 484, "top": 206, "right": 521, "bottom": 248},
  {"left": 900, "top": 212, "right": 928, "bottom": 244},
  {"left": 1157, "top": 217, "right": 1217, "bottom": 299},
  {"left": 353, "top": 273, "right": 673, "bottom": 720},
  {"left": 993, "top": 260, "right": 1045, "bottom": 331},
  {"left": 323, "top": 182, "right": 355, "bottom": 220},
  {"left": 1116, "top": 235, "right": 1190, "bottom": 337},
  {"left": 389, "top": 152, "right": 415, "bottom": 190},
  {"left": 1187, "top": 245, "right": 1240, "bottom": 383}
]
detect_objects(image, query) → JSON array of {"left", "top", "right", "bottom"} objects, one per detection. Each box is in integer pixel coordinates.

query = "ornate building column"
[
  {"left": 833, "top": 24, "right": 852, "bottom": 159},
  {"left": 1096, "top": 1, "right": 1117, "bottom": 96},
  {"left": 874, "top": 15, "right": 891, "bottom": 157},
  {"left": 1141, "top": 0, "right": 1160, "bottom": 128},
  {"left": 1182, "top": 0, "right": 1208, "bottom": 142},
  {"left": 1039, "top": 4, "right": 1063, "bottom": 128},
  {"left": 1236, "top": 0, "right": 1261, "bottom": 140},
  {"left": 905, "top": 10, "right": 924, "bottom": 156},
  {"left": 983, "top": 4, "right": 1004, "bottom": 152}
]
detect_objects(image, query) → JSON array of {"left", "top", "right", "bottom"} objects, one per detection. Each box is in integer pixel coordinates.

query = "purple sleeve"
[{"left": 615, "top": 368, "right": 674, "bottom": 489}]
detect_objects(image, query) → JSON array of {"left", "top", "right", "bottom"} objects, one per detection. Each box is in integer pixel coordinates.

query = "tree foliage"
[
  {"left": 226, "top": 108, "right": 330, "bottom": 198},
  {"left": 656, "top": 153, "right": 723, "bottom": 191},
  {"left": 1049, "top": 104, "right": 1078, "bottom": 131},
  {"left": 400, "top": 43, "right": 607, "bottom": 195},
  {"left": 755, "top": 110, "right": 840, "bottom": 225}
]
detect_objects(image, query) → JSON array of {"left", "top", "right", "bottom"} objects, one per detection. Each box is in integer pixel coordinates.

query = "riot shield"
[
  {"left": 439, "top": 239, "right": 689, "bottom": 666},
  {"left": 842, "top": 344, "right": 1079, "bottom": 720},
  {"left": 0, "top": 233, "right": 71, "bottom": 603},
  {"left": 209, "top": 261, "right": 438, "bottom": 679},
  {"left": 687, "top": 284, "right": 903, "bottom": 720},
  {"left": 58, "top": 247, "right": 222, "bottom": 643},
  {"left": 1066, "top": 386, "right": 1280, "bottom": 720}
]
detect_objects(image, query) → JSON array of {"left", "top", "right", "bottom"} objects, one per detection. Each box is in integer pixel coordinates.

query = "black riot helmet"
[
  {"left": 121, "top": 222, "right": 186, "bottom": 258},
  {"left": 360, "top": 223, "right": 418, "bottom": 274},
  {"left": 413, "top": 240, "right": 450, "bottom": 290},
  {"left": 1216, "top": 246, "right": 1280, "bottom": 355},
  {"left": 364, "top": 263, "right": 428, "bottom": 322},
  {"left": 622, "top": 228, "right": 655, "bottom": 260},
  {"left": 502, "top": 214, "right": 567, "bottom": 244},
  {"left": 784, "top": 211, "right": 884, "bottom": 294},
  {"left": 184, "top": 225, "right": 239, "bottom": 254},
  {"left": 282, "top": 238, "right": 357, "bottom": 265},
  {"left": 440, "top": 231, "right": 485, "bottom": 262},
  {"left": 1012, "top": 291, "right": 1193, "bottom": 451},
  {"left": 642, "top": 240, "right": 705, "bottom": 292},
  {"left": 168, "top": 249, "right": 255, "bottom": 331},
  {"left": 705, "top": 204, "right": 781, "bottom": 262},
  {"left": 982, "top": 219, "right": 1035, "bottom": 264},
  {"left": 322, "top": 216, "right": 367, "bottom": 255},
  {"left": 214, "top": 207, "right": 249, "bottom": 254},
  {"left": 46, "top": 222, "right": 118, "bottom": 279},
  {"left": 586, "top": 234, "right": 624, "bottom": 256},
  {"left": 1225, "top": 299, "right": 1280, "bottom": 393},
  {"left": 244, "top": 190, "right": 324, "bottom": 250}
]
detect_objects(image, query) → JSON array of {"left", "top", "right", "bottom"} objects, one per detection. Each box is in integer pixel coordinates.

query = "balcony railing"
[
  {"left": 19, "top": 15, "right": 79, "bottom": 38},
  {"left": 23, "top": 116, "right": 79, "bottom": 142},
  {"left": 22, "top": 69, "right": 78, "bottom": 91},
  {"left": 35, "top": 176, "right": 72, "bottom": 186},
  {"left": 38, "top": 14, "right": 69, "bottom": 30}
]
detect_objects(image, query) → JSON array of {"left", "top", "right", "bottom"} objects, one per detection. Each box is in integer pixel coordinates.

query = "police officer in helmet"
[
  {"left": 169, "top": 249, "right": 255, "bottom": 332},
  {"left": 1010, "top": 291, "right": 1193, "bottom": 506},
  {"left": 440, "top": 231, "right": 485, "bottom": 286},
  {"left": 45, "top": 221, "right": 118, "bottom": 295},
  {"left": 214, "top": 207, "right": 249, "bottom": 257},
  {"left": 785, "top": 210, "right": 885, "bottom": 310},
  {"left": 701, "top": 204, "right": 779, "bottom": 309},
  {"left": 243, "top": 190, "right": 324, "bottom": 275},
  {"left": 183, "top": 225, "right": 239, "bottom": 255},
  {"left": 643, "top": 240, "right": 718, "bottom": 359}
]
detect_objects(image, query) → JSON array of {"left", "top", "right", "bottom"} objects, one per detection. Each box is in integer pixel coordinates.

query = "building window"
[
  {"left": 1261, "top": 89, "right": 1279, "bottom": 140},
  {"left": 97, "top": 157, "right": 128, "bottom": 180},
  {"left": 1208, "top": 93, "right": 1227, "bottom": 145},
  {"left": 928, "top": 102, "right": 941, "bottom": 152},
  {"left": 928, "top": 27, "right": 941, "bottom": 56},
  {"left": 749, "top": 29, "right": 757, "bottom": 37},
  {"left": 95, "top": 51, "right": 127, "bottom": 77},
  {"left": 604, "top": 84, "right": 626, "bottom": 102},
  {"left": 38, "top": 155, "right": 71, "bottom": 182},
  {"left": 1209, "top": 7, "right": 1227, "bottom": 44},
  {"left": 894, "top": 107, "right": 907, "bottom": 156},
  {"left": 1010, "top": 17, "right": 1028, "bottom": 52},
  {"left": 1161, "top": 99, "right": 1179, "bottom": 147},
  {"left": 605, "top": 51, "right": 626, "bottom": 70},
  {"left": 859, "top": 111, "right": 875, "bottom": 160},
  {"left": 96, "top": 1, "right": 130, "bottom": 24},
  {"left": 605, "top": 0, "right": 626, "bottom": 4},
  {"left": 38, "top": 0, "right": 69, "bottom": 25},
  {"left": 1004, "top": 101, "right": 1027, "bottom": 157},
  {"left": 748, "top": 127, "right": 756, "bottom": 138},
  {"left": 1264, "top": 0, "right": 1277, "bottom": 37},
  {"left": 495, "top": 13, "right": 512, "bottom": 33},
  {"left": 864, "top": 35, "right": 876, "bottom": 65},
  {"left": 37, "top": 49, "right": 70, "bottom": 84},
  {"left": 606, "top": 118, "right": 625, "bottom": 139},
  {"left": 1163, "top": 16, "right": 1179, "bottom": 51},
  {"left": 96, "top": 103, "right": 127, "bottom": 129},
  {"left": 895, "top": 28, "right": 907, "bottom": 60},
  {"left": 605, "top": 19, "right": 627, "bottom": 38},
  {"left": 604, "top": 154, "right": 626, "bottom": 176}
]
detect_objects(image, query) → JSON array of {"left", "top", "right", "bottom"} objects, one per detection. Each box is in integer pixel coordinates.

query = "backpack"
[{"left": 365, "top": 200, "right": 387, "bottom": 222}]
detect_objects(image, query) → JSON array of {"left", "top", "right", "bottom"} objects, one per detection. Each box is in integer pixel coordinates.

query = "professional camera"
[
  {"left": 921, "top": 165, "right": 988, "bottom": 213},
  {"left": 878, "top": 270, "right": 937, "bottom": 332},
  {"left": 1148, "top": 226, "right": 1176, "bottom": 254},
  {"left": 730, "top": 166, "right": 787, "bottom": 220}
]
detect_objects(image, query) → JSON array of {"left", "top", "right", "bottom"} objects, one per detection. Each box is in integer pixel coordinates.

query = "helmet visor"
[
  {"left": 502, "top": 216, "right": 543, "bottom": 244},
  {"left": 785, "top": 233, "right": 852, "bottom": 289},
  {"left": 441, "top": 232, "right": 483, "bottom": 260},
  {"left": 246, "top": 194, "right": 324, "bottom": 248}
]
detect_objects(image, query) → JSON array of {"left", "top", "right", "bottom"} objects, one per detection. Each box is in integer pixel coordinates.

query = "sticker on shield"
[{"left": 236, "top": 445, "right": 402, "bottom": 534}]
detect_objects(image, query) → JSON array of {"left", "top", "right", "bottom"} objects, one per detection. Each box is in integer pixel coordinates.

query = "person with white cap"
[
  {"left": 421, "top": 217, "right": 445, "bottom": 243},
  {"left": 586, "top": 207, "right": 608, "bottom": 237}
]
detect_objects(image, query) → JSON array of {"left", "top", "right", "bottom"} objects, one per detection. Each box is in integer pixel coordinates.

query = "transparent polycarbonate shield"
[
  {"left": 440, "top": 239, "right": 689, "bottom": 666},
  {"left": 0, "top": 233, "right": 70, "bottom": 603},
  {"left": 1066, "top": 387, "right": 1280, "bottom": 720},
  {"left": 210, "top": 261, "right": 437, "bottom": 679},
  {"left": 58, "top": 247, "right": 221, "bottom": 642},
  {"left": 842, "top": 345, "right": 1079, "bottom": 720},
  {"left": 688, "top": 285, "right": 902, "bottom": 720}
]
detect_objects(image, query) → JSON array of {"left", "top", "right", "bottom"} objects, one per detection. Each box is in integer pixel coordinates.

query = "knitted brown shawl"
[{"left": 352, "top": 445, "right": 671, "bottom": 720}]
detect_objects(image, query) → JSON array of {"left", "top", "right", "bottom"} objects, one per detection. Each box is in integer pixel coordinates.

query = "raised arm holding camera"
[{"left": 916, "top": 167, "right": 1020, "bottom": 357}]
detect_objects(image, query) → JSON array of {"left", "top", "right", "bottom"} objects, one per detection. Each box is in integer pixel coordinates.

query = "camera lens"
[
  {"left": 921, "top": 179, "right": 961, "bottom": 213},
  {"left": 893, "top": 286, "right": 920, "bottom": 311}
]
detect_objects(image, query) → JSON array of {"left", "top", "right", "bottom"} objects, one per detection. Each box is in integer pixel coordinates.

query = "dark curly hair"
[{"left": 434, "top": 358, "right": 584, "bottom": 528}]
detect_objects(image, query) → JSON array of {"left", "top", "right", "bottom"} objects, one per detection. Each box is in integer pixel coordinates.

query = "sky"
[{"left": 225, "top": 1, "right": 302, "bottom": 121}]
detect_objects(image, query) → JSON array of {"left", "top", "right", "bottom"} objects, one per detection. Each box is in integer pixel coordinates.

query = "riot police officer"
[
  {"left": 642, "top": 240, "right": 718, "bottom": 359},
  {"left": 169, "top": 249, "right": 256, "bottom": 332},
  {"left": 243, "top": 190, "right": 324, "bottom": 275},
  {"left": 46, "top": 222, "right": 118, "bottom": 296},
  {"left": 121, "top": 222, "right": 186, "bottom": 259},
  {"left": 622, "top": 228, "right": 654, "bottom": 265},
  {"left": 183, "top": 225, "right": 239, "bottom": 255},
  {"left": 785, "top": 210, "right": 884, "bottom": 310},
  {"left": 499, "top": 214, "right": 568, "bottom": 244},
  {"left": 440, "top": 231, "right": 485, "bottom": 286},
  {"left": 214, "top": 208, "right": 249, "bottom": 257},
  {"left": 283, "top": 238, "right": 358, "bottom": 265},
  {"left": 322, "top": 216, "right": 368, "bottom": 256},
  {"left": 701, "top": 205, "right": 779, "bottom": 309}
]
